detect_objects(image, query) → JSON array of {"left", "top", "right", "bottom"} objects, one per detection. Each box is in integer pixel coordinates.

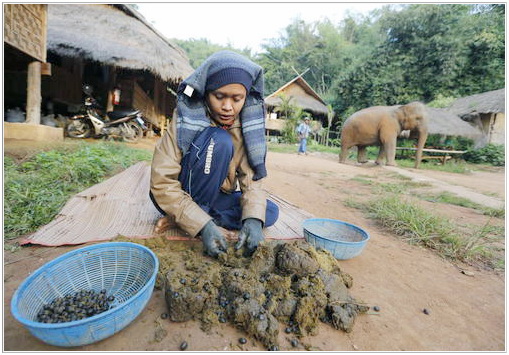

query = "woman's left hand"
[{"left": 235, "top": 218, "right": 264, "bottom": 256}]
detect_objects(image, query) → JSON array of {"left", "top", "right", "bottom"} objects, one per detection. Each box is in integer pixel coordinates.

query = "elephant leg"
[
  {"left": 339, "top": 148, "right": 347, "bottom": 163},
  {"left": 375, "top": 145, "right": 385, "bottom": 165},
  {"left": 379, "top": 126, "right": 398, "bottom": 166},
  {"left": 357, "top": 146, "right": 369, "bottom": 163},
  {"left": 339, "top": 142, "right": 352, "bottom": 163},
  {"left": 384, "top": 141, "right": 397, "bottom": 166}
]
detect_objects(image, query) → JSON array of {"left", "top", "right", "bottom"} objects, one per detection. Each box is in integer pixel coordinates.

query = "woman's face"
[{"left": 206, "top": 83, "right": 247, "bottom": 126}]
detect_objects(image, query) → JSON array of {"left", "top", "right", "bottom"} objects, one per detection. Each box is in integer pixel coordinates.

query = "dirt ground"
[{"left": 3, "top": 138, "right": 506, "bottom": 351}]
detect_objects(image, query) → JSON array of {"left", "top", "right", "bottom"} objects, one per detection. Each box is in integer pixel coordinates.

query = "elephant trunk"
[{"left": 414, "top": 128, "right": 428, "bottom": 169}]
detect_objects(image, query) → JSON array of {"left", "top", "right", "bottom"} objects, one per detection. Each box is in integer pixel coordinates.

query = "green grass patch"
[
  {"left": 459, "top": 222, "right": 505, "bottom": 269},
  {"left": 373, "top": 182, "right": 408, "bottom": 194},
  {"left": 387, "top": 172, "right": 413, "bottom": 181},
  {"left": 267, "top": 142, "right": 298, "bottom": 154},
  {"left": 358, "top": 194, "right": 503, "bottom": 269},
  {"left": 397, "top": 159, "right": 471, "bottom": 173},
  {"left": 350, "top": 177, "right": 374, "bottom": 185},
  {"left": 343, "top": 197, "right": 365, "bottom": 210},
  {"left": 481, "top": 207, "right": 505, "bottom": 218},
  {"left": 267, "top": 142, "right": 340, "bottom": 155},
  {"left": 419, "top": 192, "right": 505, "bottom": 219},
  {"left": 366, "top": 195, "right": 457, "bottom": 251},
  {"left": 307, "top": 142, "right": 341, "bottom": 154},
  {"left": 419, "top": 191, "right": 483, "bottom": 209},
  {"left": 4, "top": 142, "right": 152, "bottom": 240}
]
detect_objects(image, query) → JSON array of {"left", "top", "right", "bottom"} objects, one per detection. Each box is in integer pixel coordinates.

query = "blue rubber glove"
[
  {"left": 200, "top": 220, "right": 227, "bottom": 258},
  {"left": 235, "top": 218, "right": 264, "bottom": 256}
]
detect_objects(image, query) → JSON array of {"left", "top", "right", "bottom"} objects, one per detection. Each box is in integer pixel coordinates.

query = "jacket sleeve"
[{"left": 150, "top": 119, "right": 212, "bottom": 237}]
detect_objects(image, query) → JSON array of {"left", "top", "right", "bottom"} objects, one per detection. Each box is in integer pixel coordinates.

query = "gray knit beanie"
[{"left": 205, "top": 67, "right": 253, "bottom": 93}]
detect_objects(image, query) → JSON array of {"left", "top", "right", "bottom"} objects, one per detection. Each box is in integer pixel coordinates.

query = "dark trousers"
[{"left": 150, "top": 127, "right": 279, "bottom": 230}]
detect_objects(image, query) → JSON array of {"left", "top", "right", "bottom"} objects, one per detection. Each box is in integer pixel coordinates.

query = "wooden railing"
[{"left": 396, "top": 147, "right": 466, "bottom": 164}]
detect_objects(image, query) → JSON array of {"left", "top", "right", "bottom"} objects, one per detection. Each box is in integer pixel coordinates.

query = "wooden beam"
[{"left": 25, "top": 61, "right": 41, "bottom": 124}]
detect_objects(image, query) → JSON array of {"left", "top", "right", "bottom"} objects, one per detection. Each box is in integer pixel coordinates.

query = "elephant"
[{"left": 339, "top": 102, "right": 428, "bottom": 168}]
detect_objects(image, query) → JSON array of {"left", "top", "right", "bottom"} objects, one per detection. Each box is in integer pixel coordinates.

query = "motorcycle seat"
[{"left": 107, "top": 110, "right": 139, "bottom": 120}]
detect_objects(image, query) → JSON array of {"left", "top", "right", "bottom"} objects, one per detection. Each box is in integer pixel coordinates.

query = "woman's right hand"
[{"left": 200, "top": 220, "right": 227, "bottom": 258}]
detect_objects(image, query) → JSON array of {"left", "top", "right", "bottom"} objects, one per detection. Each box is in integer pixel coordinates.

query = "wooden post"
[
  {"left": 106, "top": 67, "right": 117, "bottom": 113},
  {"left": 26, "top": 61, "right": 41, "bottom": 124}
]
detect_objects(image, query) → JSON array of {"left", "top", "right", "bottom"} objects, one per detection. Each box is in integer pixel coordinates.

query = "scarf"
[{"left": 176, "top": 50, "right": 267, "bottom": 181}]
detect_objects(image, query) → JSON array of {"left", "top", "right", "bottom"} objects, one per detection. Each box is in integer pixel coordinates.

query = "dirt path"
[{"left": 3, "top": 140, "right": 505, "bottom": 351}]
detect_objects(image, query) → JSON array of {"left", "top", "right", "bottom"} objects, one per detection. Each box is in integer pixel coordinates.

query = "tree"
[
  {"left": 332, "top": 3, "right": 504, "bottom": 121},
  {"left": 174, "top": 38, "right": 253, "bottom": 69},
  {"left": 273, "top": 93, "right": 303, "bottom": 143},
  {"left": 456, "top": 4, "right": 505, "bottom": 94}
]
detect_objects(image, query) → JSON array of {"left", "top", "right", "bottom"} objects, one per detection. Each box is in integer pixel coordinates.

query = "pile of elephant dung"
[{"left": 162, "top": 239, "right": 369, "bottom": 350}]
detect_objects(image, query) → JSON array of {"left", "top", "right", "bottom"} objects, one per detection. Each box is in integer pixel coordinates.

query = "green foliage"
[
  {"left": 274, "top": 94, "right": 306, "bottom": 143},
  {"left": 463, "top": 144, "right": 505, "bottom": 166},
  {"left": 427, "top": 94, "right": 457, "bottom": 108},
  {"left": 424, "top": 134, "right": 474, "bottom": 150},
  {"left": 173, "top": 38, "right": 253, "bottom": 68},
  {"left": 4, "top": 143, "right": 152, "bottom": 240}
]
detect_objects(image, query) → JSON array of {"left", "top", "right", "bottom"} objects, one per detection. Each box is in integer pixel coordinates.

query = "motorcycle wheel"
[
  {"left": 123, "top": 122, "right": 143, "bottom": 143},
  {"left": 66, "top": 120, "right": 92, "bottom": 138}
]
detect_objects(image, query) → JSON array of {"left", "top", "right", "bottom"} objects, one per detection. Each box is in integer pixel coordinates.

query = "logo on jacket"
[{"left": 204, "top": 139, "right": 215, "bottom": 174}]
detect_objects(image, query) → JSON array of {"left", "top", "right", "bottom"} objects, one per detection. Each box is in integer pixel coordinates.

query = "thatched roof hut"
[
  {"left": 446, "top": 89, "right": 505, "bottom": 116},
  {"left": 446, "top": 89, "right": 505, "bottom": 146},
  {"left": 265, "top": 76, "right": 329, "bottom": 116},
  {"left": 427, "top": 107, "right": 482, "bottom": 138},
  {"left": 47, "top": 4, "right": 193, "bottom": 82}
]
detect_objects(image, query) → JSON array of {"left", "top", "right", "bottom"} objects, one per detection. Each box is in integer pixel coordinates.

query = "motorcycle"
[{"left": 66, "top": 84, "right": 147, "bottom": 143}]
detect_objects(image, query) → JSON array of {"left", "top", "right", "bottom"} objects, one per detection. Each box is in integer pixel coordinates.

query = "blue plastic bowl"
[
  {"left": 303, "top": 218, "right": 370, "bottom": 260},
  {"left": 11, "top": 242, "right": 159, "bottom": 347}
]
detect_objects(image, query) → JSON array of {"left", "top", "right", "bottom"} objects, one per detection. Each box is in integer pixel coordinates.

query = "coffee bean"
[{"left": 179, "top": 341, "right": 188, "bottom": 350}]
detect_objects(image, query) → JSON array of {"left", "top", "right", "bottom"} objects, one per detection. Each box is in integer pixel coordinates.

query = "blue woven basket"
[
  {"left": 11, "top": 242, "right": 159, "bottom": 347},
  {"left": 303, "top": 218, "right": 370, "bottom": 260}
]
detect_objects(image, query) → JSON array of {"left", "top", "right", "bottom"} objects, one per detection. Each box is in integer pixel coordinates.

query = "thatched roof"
[
  {"left": 265, "top": 76, "right": 329, "bottom": 115},
  {"left": 446, "top": 88, "right": 505, "bottom": 116},
  {"left": 47, "top": 4, "right": 193, "bottom": 82},
  {"left": 427, "top": 107, "right": 483, "bottom": 138}
]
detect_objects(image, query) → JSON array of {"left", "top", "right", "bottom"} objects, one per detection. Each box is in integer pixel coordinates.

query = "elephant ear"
[
  {"left": 400, "top": 102, "right": 427, "bottom": 129},
  {"left": 395, "top": 105, "right": 411, "bottom": 128}
]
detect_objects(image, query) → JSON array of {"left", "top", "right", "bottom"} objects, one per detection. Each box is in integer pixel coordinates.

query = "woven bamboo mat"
[{"left": 20, "top": 162, "right": 312, "bottom": 246}]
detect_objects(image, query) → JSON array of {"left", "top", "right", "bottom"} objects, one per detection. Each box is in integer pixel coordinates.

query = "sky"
[{"left": 135, "top": 2, "right": 386, "bottom": 54}]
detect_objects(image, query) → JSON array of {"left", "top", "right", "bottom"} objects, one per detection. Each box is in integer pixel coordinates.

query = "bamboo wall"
[{"left": 4, "top": 4, "right": 47, "bottom": 62}]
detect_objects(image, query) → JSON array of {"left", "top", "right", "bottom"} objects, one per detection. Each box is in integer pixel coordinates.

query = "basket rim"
[
  {"left": 10, "top": 242, "right": 159, "bottom": 329},
  {"left": 303, "top": 218, "right": 370, "bottom": 245}
]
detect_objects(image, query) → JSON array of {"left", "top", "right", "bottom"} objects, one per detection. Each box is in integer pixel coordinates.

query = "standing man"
[
  {"left": 297, "top": 117, "right": 312, "bottom": 155},
  {"left": 150, "top": 51, "right": 279, "bottom": 258}
]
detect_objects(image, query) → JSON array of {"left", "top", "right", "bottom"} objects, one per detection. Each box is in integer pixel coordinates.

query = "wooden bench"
[{"left": 396, "top": 147, "right": 467, "bottom": 165}]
